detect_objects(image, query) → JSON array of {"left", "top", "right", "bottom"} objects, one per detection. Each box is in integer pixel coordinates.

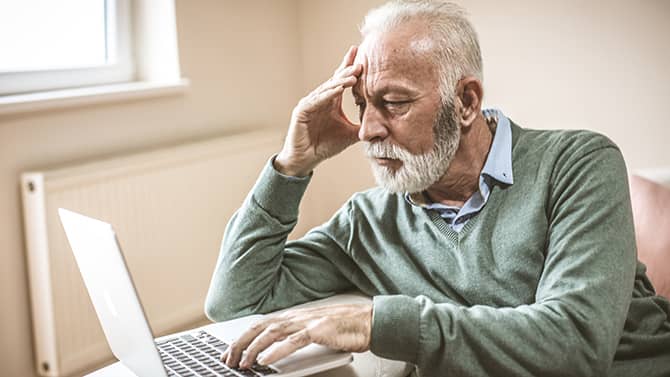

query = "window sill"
[{"left": 0, "top": 79, "right": 190, "bottom": 117}]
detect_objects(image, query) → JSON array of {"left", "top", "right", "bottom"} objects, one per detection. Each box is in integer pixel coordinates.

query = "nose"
[{"left": 358, "top": 106, "right": 389, "bottom": 143}]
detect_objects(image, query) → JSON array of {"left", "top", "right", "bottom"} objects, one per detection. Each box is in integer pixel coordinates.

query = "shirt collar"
[{"left": 481, "top": 108, "right": 514, "bottom": 185}]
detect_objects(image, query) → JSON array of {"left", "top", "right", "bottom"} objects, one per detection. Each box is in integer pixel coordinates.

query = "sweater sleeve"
[
  {"left": 204, "top": 157, "right": 358, "bottom": 321},
  {"left": 370, "top": 144, "right": 637, "bottom": 376}
]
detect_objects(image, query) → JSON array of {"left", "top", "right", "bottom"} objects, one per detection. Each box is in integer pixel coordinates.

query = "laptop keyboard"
[{"left": 156, "top": 330, "right": 278, "bottom": 377}]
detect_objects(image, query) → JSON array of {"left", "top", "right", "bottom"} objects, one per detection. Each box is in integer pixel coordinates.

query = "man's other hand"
[
  {"left": 221, "top": 303, "right": 372, "bottom": 369},
  {"left": 274, "top": 46, "right": 363, "bottom": 177}
]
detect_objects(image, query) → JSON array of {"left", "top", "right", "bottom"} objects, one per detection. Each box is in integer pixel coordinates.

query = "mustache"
[{"left": 364, "top": 141, "right": 406, "bottom": 160}]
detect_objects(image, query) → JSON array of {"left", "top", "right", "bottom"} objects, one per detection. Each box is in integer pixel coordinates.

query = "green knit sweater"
[{"left": 205, "top": 123, "right": 670, "bottom": 376}]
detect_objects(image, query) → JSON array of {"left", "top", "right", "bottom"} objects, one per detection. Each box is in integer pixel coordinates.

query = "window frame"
[{"left": 0, "top": 0, "right": 134, "bottom": 96}]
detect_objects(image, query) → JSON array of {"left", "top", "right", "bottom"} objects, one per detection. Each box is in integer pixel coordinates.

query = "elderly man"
[{"left": 205, "top": 1, "right": 670, "bottom": 376}]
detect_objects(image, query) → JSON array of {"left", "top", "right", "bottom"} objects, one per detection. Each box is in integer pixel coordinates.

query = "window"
[
  {"left": 0, "top": 0, "right": 186, "bottom": 116},
  {"left": 0, "top": 0, "right": 133, "bottom": 95}
]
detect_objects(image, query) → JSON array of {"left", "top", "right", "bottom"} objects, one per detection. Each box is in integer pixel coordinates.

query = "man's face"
[{"left": 353, "top": 22, "right": 461, "bottom": 193}]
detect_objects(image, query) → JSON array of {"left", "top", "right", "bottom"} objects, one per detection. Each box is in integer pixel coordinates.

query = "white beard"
[{"left": 364, "top": 103, "right": 461, "bottom": 193}]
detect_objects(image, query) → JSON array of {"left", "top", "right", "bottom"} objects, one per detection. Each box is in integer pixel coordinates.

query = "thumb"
[
  {"left": 336, "top": 105, "right": 361, "bottom": 142},
  {"left": 337, "top": 118, "right": 361, "bottom": 147}
]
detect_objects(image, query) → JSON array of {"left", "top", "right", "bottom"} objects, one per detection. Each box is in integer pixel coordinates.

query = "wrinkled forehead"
[
  {"left": 353, "top": 27, "right": 440, "bottom": 95},
  {"left": 355, "top": 27, "right": 436, "bottom": 65}
]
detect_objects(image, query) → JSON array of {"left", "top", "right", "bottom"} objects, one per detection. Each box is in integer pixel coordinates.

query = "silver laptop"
[{"left": 58, "top": 208, "right": 352, "bottom": 377}]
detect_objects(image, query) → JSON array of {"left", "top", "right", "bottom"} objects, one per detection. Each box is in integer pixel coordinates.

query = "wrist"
[{"left": 274, "top": 152, "right": 315, "bottom": 177}]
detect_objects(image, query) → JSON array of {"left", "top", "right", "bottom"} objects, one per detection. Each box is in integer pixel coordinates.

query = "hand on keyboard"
[
  {"left": 221, "top": 303, "right": 372, "bottom": 369},
  {"left": 158, "top": 331, "right": 277, "bottom": 376}
]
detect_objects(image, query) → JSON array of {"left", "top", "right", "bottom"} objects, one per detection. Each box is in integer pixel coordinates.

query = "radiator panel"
[{"left": 21, "top": 130, "right": 283, "bottom": 377}]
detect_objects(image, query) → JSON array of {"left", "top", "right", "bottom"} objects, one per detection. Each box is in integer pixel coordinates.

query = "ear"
[{"left": 455, "top": 77, "right": 484, "bottom": 128}]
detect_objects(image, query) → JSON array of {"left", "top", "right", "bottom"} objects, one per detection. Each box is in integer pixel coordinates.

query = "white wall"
[{"left": 471, "top": 0, "right": 670, "bottom": 169}]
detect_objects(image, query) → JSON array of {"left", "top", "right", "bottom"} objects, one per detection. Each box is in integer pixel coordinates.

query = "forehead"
[{"left": 354, "top": 22, "right": 440, "bottom": 96}]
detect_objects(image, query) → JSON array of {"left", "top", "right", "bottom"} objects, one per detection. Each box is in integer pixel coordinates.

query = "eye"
[
  {"left": 382, "top": 99, "right": 411, "bottom": 112},
  {"left": 382, "top": 98, "right": 409, "bottom": 105}
]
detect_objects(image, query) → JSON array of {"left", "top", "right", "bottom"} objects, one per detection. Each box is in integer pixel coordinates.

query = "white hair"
[{"left": 360, "top": 0, "right": 483, "bottom": 104}]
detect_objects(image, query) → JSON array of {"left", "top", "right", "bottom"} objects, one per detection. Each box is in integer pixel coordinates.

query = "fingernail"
[{"left": 257, "top": 356, "right": 267, "bottom": 365}]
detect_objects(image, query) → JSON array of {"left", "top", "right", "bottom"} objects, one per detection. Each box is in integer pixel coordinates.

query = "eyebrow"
[
  {"left": 377, "top": 84, "right": 417, "bottom": 96},
  {"left": 353, "top": 83, "right": 418, "bottom": 100}
]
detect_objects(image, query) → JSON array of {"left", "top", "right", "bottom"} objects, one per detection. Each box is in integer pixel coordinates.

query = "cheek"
[{"left": 393, "top": 111, "right": 436, "bottom": 154}]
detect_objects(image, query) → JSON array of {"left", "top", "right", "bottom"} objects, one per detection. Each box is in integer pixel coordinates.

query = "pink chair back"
[{"left": 629, "top": 174, "right": 670, "bottom": 299}]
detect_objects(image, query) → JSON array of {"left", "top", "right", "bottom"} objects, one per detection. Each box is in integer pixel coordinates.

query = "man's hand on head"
[
  {"left": 221, "top": 303, "right": 373, "bottom": 369},
  {"left": 274, "top": 46, "right": 363, "bottom": 177}
]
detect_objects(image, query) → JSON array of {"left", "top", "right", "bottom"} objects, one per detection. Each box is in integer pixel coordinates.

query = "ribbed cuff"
[
  {"left": 251, "top": 155, "right": 312, "bottom": 224},
  {"left": 370, "top": 295, "right": 421, "bottom": 364}
]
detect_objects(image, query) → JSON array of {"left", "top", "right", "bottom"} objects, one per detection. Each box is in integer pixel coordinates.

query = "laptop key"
[
  {"left": 252, "top": 365, "right": 277, "bottom": 375},
  {"left": 213, "top": 343, "right": 229, "bottom": 352},
  {"left": 235, "top": 369, "right": 258, "bottom": 377}
]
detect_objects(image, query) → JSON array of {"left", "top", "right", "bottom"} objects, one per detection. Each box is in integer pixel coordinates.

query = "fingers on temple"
[
  {"left": 337, "top": 45, "right": 358, "bottom": 72},
  {"left": 334, "top": 65, "right": 362, "bottom": 83},
  {"left": 305, "top": 75, "right": 353, "bottom": 106},
  {"left": 323, "top": 76, "right": 357, "bottom": 92},
  {"left": 257, "top": 329, "right": 312, "bottom": 366},
  {"left": 309, "top": 86, "right": 345, "bottom": 108}
]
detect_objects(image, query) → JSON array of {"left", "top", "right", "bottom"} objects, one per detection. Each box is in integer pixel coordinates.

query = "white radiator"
[{"left": 21, "top": 130, "right": 284, "bottom": 377}]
